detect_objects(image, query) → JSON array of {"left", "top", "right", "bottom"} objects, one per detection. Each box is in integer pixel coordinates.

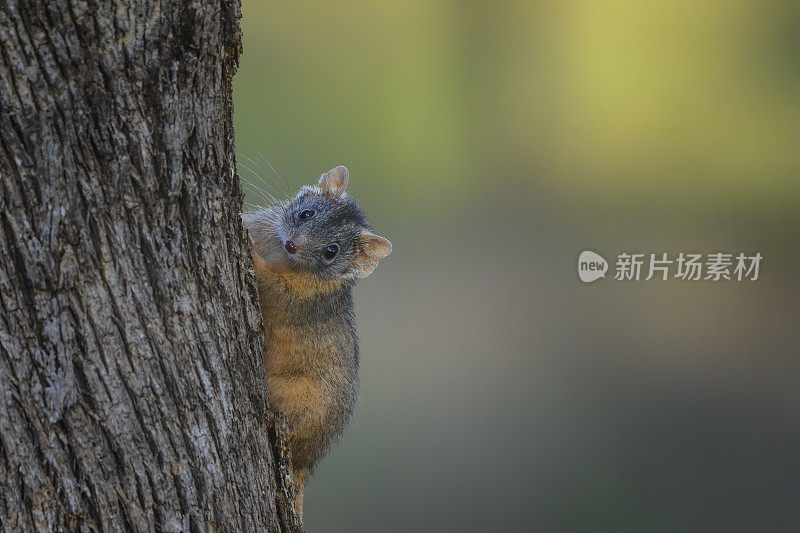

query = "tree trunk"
[{"left": 0, "top": 1, "right": 301, "bottom": 531}]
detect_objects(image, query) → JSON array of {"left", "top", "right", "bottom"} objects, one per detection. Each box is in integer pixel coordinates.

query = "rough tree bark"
[{"left": 0, "top": 1, "right": 301, "bottom": 531}]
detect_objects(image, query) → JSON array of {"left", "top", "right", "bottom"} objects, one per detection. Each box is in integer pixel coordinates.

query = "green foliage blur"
[{"left": 235, "top": 3, "right": 800, "bottom": 532}]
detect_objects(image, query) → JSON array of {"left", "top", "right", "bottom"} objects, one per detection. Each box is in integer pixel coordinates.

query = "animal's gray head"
[{"left": 246, "top": 166, "right": 392, "bottom": 280}]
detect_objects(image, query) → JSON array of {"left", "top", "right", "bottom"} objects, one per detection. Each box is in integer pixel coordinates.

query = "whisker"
[
  {"left": 239, "top": 178, "right": 267, "bottom": 198},
  {"left": 238, "top": 167, "right": 278, "bottom": 204},
  {"left": 255, "top": 148, "right": 291, "bottom": 195},
  {"left": 240, "top": 181, "right": 275, "bottom": 206},
  {"left": 239, "top": 160, "right": 280, "bottom": 195},
  {"left": 237, "top": 152, "right": 265, "bottom": 173}
]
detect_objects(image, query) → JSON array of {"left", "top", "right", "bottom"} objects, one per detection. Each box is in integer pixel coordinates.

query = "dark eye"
[
  {"left": 323, "top": 244, "right": 339, "bottom": 261},
  {"left": 299, "top": 209, "right": 315, "bottom": 220}
]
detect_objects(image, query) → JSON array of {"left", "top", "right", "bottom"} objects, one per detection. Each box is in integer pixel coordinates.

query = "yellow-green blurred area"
[{"left": 235, "top": 3, "right": 799, "bottom": 532}]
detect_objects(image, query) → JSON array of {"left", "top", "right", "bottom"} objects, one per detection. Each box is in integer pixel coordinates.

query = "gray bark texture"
[{"left": 0, "top": 0, "right": 302, "bottom": 531}]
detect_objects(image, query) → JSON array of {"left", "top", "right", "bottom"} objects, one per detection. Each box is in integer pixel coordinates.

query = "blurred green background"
[{"left": 234, "top": 3, "right": 800, "bottom": 532}]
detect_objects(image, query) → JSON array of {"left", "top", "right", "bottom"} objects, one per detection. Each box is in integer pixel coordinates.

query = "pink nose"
[{"left": 284, "top": 240, "right": 297, "bottom": 254}]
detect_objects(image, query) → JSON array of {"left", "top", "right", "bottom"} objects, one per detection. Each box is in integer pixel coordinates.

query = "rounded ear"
[
  {"left": 318, "top": 166, "right": 349, "bottom": 198},
  {"left": 351, "top": 233, "right": 392, "bottom": 278}
]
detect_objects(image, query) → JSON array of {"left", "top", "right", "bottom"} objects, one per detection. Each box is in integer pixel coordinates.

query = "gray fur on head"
[{"left": 243, "top": 166, "right": 391, "bottom": 280}]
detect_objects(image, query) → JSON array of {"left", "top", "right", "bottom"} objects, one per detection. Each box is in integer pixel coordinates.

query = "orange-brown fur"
[
  {"left": 244, "top": 166, "right": 391, "bottom": 520},
  {"left": 252, "top": 254, "right": 356, "bottom": 516}
]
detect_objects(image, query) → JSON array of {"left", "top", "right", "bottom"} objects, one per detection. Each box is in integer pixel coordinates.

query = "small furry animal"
[{"left": 242, "top": 165, "right": 391, "bottom": 516}]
